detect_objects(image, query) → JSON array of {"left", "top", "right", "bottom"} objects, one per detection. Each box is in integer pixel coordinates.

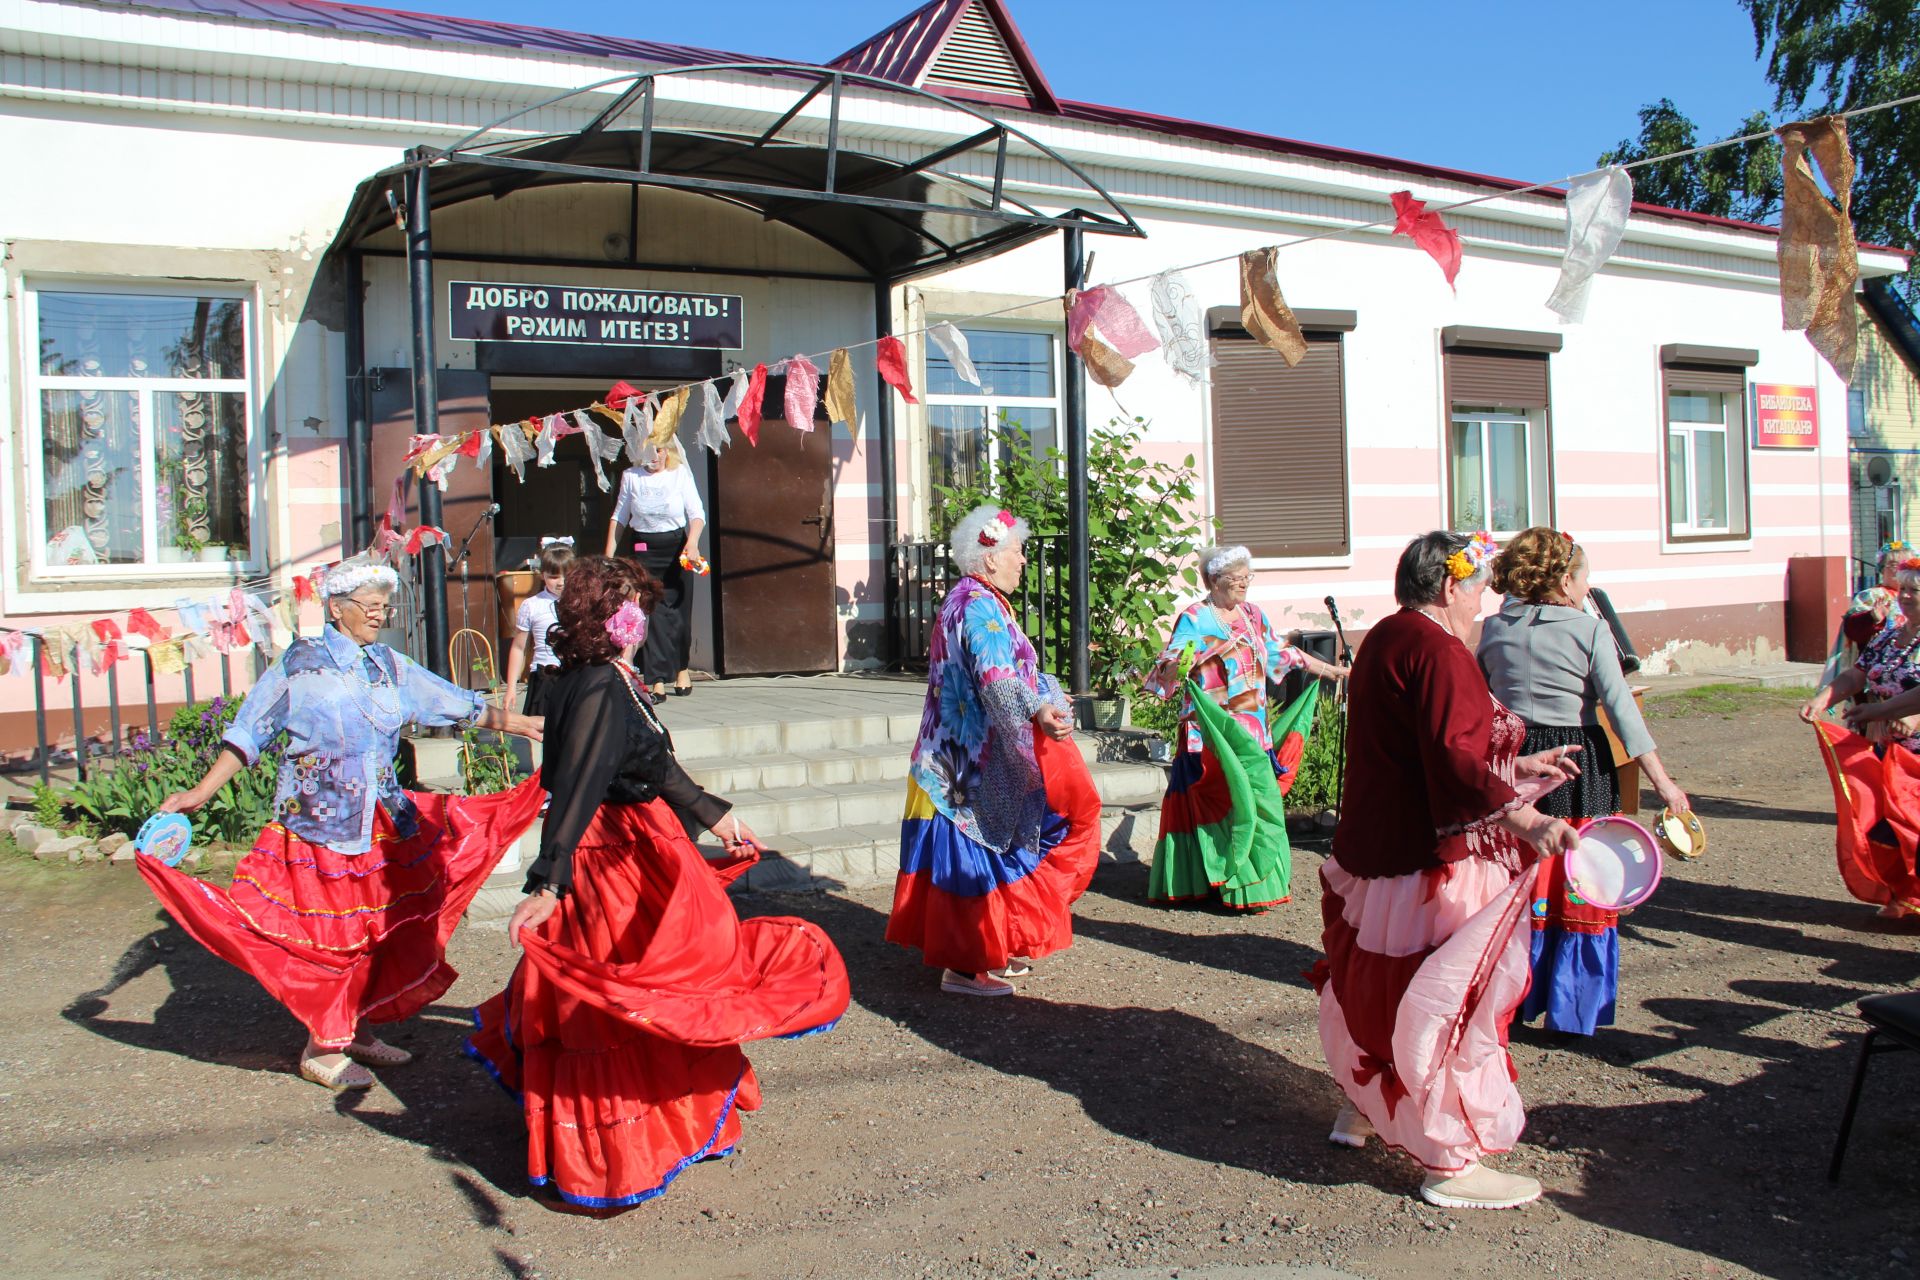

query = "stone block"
[
  {"left": 98, "top": 833, "right": 130, "bottom": 856},
  {"left": 12, "top": 822, "right": 50, "bottom": 853},
  {"left": 33, "top": 833, "right": 90, "bottom": 862}
]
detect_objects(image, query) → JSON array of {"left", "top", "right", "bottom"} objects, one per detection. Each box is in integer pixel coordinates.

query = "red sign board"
[{"left": 1753, "top": 383, "right": 1819, "bottom": 448}]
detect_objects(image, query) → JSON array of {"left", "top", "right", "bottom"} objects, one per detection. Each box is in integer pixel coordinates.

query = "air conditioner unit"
[{"left": 1868, "top": 455, "right": 1896, "bottom": 488}]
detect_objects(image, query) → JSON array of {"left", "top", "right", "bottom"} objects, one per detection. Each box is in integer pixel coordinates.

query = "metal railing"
[{"left": 890, "top": 534, "right": 1068, "bottom": 673}]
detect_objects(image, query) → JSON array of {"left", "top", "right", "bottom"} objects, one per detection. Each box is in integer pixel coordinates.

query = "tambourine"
[
  {"left": 134, "top": 811, "right": 194, "bottom": 867},
  {"left": 1655, "top": 807, "right": 1707, "bottom": 862},
  {"left": 1566, "top": 815, "right": 1664, "bottom": 911},
  {"left": 678, "top": 551, "right": 711, "bottom": 576}
]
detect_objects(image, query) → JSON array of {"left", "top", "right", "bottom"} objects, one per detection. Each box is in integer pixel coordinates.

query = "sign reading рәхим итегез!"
[{"left": 448, "top": 281, "right": 744, "bottom": 350}]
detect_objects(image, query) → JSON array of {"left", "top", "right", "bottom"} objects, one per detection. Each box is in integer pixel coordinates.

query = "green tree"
[{"left": 1596, "top": 98, "right": 1781, "bottom": 224}]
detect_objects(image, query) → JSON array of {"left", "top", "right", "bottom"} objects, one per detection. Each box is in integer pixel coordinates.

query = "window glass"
[
  {"left": 41, "top": 389, "right": 143, "bottom": 565},
  {"left": 1665, "top": 388, "right": 1741, "bottom": 537},
  {"left": 1449, "top": 410, "right": 1540, "bottom": 534},
  {"left": 1449, "top": 419, "right": 1484, "bottom": 529},
  {"left": 927, "top": 328, "right": 1053, "bottom": 397},
  {"left": 1692, "top": 429, "right": 1729, "bottom": 529},
  {"left": 1667, "top": 433, "right": 1690, "bottom": 528},
  {"left": 929, "top": 403, "right": 989, "bottom": 493},
  {"left": 1487, "top": 419, "right": 1531, "bottom": 530},
  {"left": 38, "top": 292, "right": 245, "bottom": 380}
]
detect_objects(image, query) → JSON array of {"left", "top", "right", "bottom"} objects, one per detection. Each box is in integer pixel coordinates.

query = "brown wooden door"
[{"left": 714, "top": 380, "right": 837, "bottom": 675}]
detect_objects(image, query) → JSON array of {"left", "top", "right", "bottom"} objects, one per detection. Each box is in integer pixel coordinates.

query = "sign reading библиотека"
[
  {"left": 1753, "top": 383, "right": 1820, "bottom": 449},
  {"left": 449, "top": 281, "right": 744, "bottom": 350}
]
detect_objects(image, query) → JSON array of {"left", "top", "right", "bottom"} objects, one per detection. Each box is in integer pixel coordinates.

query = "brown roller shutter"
[
  {"left": 1208, "top": 333, "right": 1348, "bottom": 557},
  {"left": 1445, "top": 348, "right": 1550, "bottom": 409},
  {"left": 1663, "top": 362, "right": 1746, "bottom": 395}
]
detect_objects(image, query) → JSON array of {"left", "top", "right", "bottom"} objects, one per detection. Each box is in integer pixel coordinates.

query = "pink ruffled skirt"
[{"left": 1311, "top": 857, "right": 1533, "bottom": 1174}]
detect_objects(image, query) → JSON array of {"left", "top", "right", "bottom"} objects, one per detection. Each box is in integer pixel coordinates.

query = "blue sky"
[{"left": 421, "top": 0, "right": 1780, "bottom": 186}]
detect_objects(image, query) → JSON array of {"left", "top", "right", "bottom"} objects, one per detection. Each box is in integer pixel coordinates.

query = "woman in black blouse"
[{"left": 466, "top": 556, "right": 849, "bottom": 1212}]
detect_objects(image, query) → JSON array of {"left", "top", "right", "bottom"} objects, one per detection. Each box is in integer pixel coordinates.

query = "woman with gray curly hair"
[
  {"left": 886, "top": 505, "right": 1102, "bottom": 997},
  {"left": 1312, "top": 530, "right": 1580, "bottom": 1210}
]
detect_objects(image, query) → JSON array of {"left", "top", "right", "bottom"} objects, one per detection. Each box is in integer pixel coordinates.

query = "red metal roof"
[{"left": 826, "top": 0, "right": 1055, "bottom": 112}]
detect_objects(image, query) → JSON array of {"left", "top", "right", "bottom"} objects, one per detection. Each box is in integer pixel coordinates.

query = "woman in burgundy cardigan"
[{"left": 1312, "top": 531, "right": 1580, "bottom": 1211}]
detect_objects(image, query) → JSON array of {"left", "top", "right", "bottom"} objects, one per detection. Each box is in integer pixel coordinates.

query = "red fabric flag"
[
  {"left": 605, "top": 380, "right": 644, "bottom": 413},
  {"left": 404, "top": 525, "right": 451, "bottom": 557},
  {"left": 1390, "top": 191, "right": 1463, "bottom": 289},
  {"left": 876, "top": 335, "right": 918, "bottom": 404},
  {"left": 293, "top": 575, "right": 318, "bottom": 605},
  {"left": 90, "top": 618, "right": 126, "bottom": 672},
  {"left": 737, "top": 363, "right": 768, "bottom": 447},
  {"left": 456, "top": 431, "right": 484, "bottom": 459},
  {"left": 1067, "top": 286, "right": 1159, "bottom": 360},
  {"left": 125, "top": 608, "right": 170, "bottom": 643}
]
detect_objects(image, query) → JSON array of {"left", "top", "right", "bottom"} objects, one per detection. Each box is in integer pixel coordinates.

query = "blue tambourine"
[{"left": 134, "top": 811, "right": 194, "bottom": 867}]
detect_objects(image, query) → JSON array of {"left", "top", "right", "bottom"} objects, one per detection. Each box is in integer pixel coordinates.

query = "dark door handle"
[{"left": 800, "top": 515, "right": 824, "bottom": 525}]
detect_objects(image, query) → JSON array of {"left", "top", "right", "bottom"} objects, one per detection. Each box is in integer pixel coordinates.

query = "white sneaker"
[
  {"left": 940, "top": 969, "right": 1015, "bottom": 997},
  {"left": 992, "top": 959, "right": 1033, "bottom": 978},
  {"left": 1328, "top": 1101, "right": 1373, "bottom": 1148},
  {"left": 1419, "top": 1163, "right": 1543, "bottom": 1210}
]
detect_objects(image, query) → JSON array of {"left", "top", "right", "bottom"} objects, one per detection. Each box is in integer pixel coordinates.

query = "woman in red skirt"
[
  {"left": 140, "top": 557, "right": 546, "bottom": 1091},
  {"left": 468, "top": 556, "right": 849, "bottom": 1211}
]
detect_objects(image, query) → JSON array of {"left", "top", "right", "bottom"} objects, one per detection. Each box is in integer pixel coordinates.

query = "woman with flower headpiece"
[
  {"left": 1313, "top": 531, "right": 1581, "bottom": 1211},
  {"left": 138, "top": 556, "right": 547, "bottom": 1092},
  {"left": 1142, "top": 544, "right": 1349, "bottom": 910},
  {"left": 887, "top": 505, "right": 1103, "bottom": 997},
  {"left": 468, "top": 556, "right": 848, "bottom": 1210},
  {"left": 1477, "top": 528, "right": 1690, "bottom": 1037},
  {"left": 1819, "top": 541, "right": 1910, "bottom": 689}
]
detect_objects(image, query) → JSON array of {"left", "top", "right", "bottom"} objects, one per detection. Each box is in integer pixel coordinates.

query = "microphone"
[
  {"left": 484, "top": 502, "right": 501, "bottom": 521},
  {"left": 1323, "top": 594, "right": 1341, "bottom": 623}
]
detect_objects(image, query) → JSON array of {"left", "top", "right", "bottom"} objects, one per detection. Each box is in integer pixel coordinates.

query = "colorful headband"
[
  {"left": 1882, "top": 540, "right": 1911, "bottom": 563},
  {"left": 1898, "top": 556, "right": 1920, "bottom": 574},
  {"left": 977, "top": 509, "right": 1017, "bottom": 548},
  {"left": 540, "top": 536, "right": 575, "bottom": 548},
  {"left": 1445, "top": 531, "right": 1499, "bottom": 581},
  {"left": 318, "top": 558, "right": 400, "bottom": 599},
  {"left": 605, "top": 601, "right": 648, "bottom": 647},
  {"left": 1203, "top": 545, "right": 1252, "bottom": 580}
]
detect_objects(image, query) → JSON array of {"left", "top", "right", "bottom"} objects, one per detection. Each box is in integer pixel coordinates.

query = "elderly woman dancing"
[
  {"left": 1313, "top": 531, "right": 1580, "bottom": 1210},
  {"left": 138, "top": 557, "right": 546, "bottom": 1091},
  {"left": 1144, "top": 544, "right": 1348, "bottom": 910},
  {"left": 887, "top": 506, "right": 1103, "bottom": 997}
]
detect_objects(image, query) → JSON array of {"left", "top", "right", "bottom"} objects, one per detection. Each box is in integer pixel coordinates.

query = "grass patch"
[{"left": 1643, "top": 682, "right": 1814, "bottom": 720}]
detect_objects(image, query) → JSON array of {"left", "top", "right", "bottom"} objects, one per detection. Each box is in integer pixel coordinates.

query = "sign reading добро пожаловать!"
[{"left": 449, "top": 281, "right": 743, "bottom": 349}]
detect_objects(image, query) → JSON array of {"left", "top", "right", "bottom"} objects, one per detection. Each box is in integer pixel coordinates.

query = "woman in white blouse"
[{"left": 606, "top": 438, "right": 706, "bottom": 696}]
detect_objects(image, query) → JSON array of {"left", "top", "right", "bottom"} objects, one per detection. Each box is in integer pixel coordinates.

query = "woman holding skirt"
[
  {"left": 468, "top": 556, "right": 848, "bottom": 1210},
  {"left": 140, "top": 557, "right": 545, "bottom": 1091},
  {"left": 606, "top": 438, "right": 704, "bottom": 698},
  {"left": 1313, "top": 531, "right": 1579, "bottom": 1210},
  {"left": 887, "top": 506, "right": 1102, "bottom": 997}
]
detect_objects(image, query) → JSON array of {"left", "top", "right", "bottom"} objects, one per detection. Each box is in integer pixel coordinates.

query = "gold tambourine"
[{"left": 1656, "top": 807, "right": 1706, "bottom": 861}]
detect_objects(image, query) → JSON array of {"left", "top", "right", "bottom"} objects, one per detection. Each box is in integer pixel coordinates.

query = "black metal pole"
[
  {"left": 405, "top": 151, "right": 452, "bottom": 677},
  {"left": 1063, "top": 225, "right": 1090, "bottom": 696},
  {"left": 873, "top": 277, "right": 899, "bottom": 668},
  {"left": 345, "top": 251, "right": 372, "bottom": 554}
]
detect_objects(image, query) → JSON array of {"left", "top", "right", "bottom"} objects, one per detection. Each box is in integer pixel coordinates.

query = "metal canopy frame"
[{"left": 340, "top": 63, "right": 1140, "bottom": 680}]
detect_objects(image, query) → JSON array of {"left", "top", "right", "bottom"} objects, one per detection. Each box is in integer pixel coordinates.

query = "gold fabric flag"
[
  {"left": 649, "top": 385, "right": 690, "bottom": 446},
  {"left": 1777, "top": 116, "right": 1859, "bottom": 383},
  {"left": 825, "top": 348, "right": 859, "bottom": 434},
  {"left": 410, "top": 435, "right": 464, "bottom": 478},
  {"left": 40, "top": 633, "right": 67, "bottom": 680},
  {"left": 150, "top": 639, "right": 186, "bottom": 676},
  {"left": 1240, "top": 247, "right": 1307, "bottom": 367},
  {"left": 1081, "top": 333, "right": 1136, "bottom": 388}
]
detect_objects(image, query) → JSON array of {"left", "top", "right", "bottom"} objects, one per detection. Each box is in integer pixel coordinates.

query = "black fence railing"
[{"left": 891, "top": 535, "right": 1068, "bottom": 674}]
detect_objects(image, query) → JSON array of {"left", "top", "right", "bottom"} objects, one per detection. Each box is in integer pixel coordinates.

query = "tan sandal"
[
  {"left": 300, "top": 1055, "right": 376, "bottom": 1092},
  {"left": 344, "top": 1037, "right": 413, "bottom": 1067}
]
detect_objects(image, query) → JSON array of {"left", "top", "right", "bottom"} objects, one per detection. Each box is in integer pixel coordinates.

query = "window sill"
[
  {"left": 1660, "top": 536, "right": 1754, "bottom": 555},
  {"left": 7, "top": 568, "right": 265, "bottom": 615},
  {"left": 1249, "top": 554, "right": 1355, "bottom": 571}
]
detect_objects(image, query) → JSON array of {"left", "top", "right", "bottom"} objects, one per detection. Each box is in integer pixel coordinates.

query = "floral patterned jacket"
[{"left": 908, "top": 576, "right": 1071, "bottom": 854}]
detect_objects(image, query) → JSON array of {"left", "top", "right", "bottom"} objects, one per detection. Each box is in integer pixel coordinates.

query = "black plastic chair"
[{"left": 1828, "top": 991, "right": 1920, "bottom": 1181}]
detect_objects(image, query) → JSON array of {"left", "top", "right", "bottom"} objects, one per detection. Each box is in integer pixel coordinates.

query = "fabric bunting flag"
[
  {"left": 574, "top": 410, "right": 623, "bottom": 492},
  {"left": 41, "top": 633, "right": 67, "bottom": 680},
  {"left": 694, "top": 380, "right": 730, "bottom": 455},
  {"left": 721, "top": 368, "right": 749, "bottom": 421},
  {"left": 875, "top": 335, "right": 917, "bottom": 404},
  {"left": 1390, "top": 190, "right": 1463, "bottom": 289},
  {"left": 404, "top": 525, "right": 450, "bottom": 558},
  {"left": 181, "top": 633, "right": 212, "bottom": 663},
  {"left": 1777, "top": 116, "right": 1859, "bottom": 383},
  {"left": 1079, "top": 333, "right": 1135, "bottom": 388},
  {"left": 175, "top": 600, "right": 211, "bottom": 637},
  {"left": 618, "top": 395, "right": 647, "bottom": 463},
  {"left": 1238, "top": 247, "right": 1308, "bottom": 367},
  {"left": 650, "top": 386, "right": 690, "bottom": 447},
  {"left": 277, "top": 596, "right": 300, "bottom": 637},
  {"left": 1149, "top": 677, "right": 1294, "bottom": 908},
  {"left": 1546, "top": 167, "right": 1633, "bottom": 324},
  {"left": 825, "top": 347, "right": 858, "bottom": 434},
  {"left": 90, "top": 618, "right": 126, "bottom": 673},
  {"left": 1067, "top": 285, "right": 1160, "bottom": 361},
  {"left": 125, "top": 608, "right": 169, "bottom": 644},
  {"left": 497, "top": 422, "right": 536, "bottom": 482},
  {"left": 0, "top": 631, "right": 25, "bottom": 677},
  {"left": 385, "top": 472, "right": 409, "bottom": 533},
  {"left": 456, "top": 432, "right": 483, "bottom": 460},
  {"left": 150, "top": 638, "right": 187, "bottom": 676},
  {"left": 293, "top": 575, "right": 317, "bottom": 606},
  {"left": 1150, "top": 269, "right": 1215, "bottom": 386},
  {"left": 605, "top": 380, "right": 644, "bottom": 413},
  {"left": 737, "top": 363, "right": 768, "bottom": 446},
  {"left": 784, "top": 354, "right": 821, "bottom": 433},
  {"left": 535, "top": 415, "right": 560, "bottom": 468},
  {"left": 928, "top": 323, "right": 980, "bottom": 387}
]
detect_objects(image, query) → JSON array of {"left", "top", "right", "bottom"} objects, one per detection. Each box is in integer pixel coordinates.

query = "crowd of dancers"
[{"left": 124, "top": 502, "right": 1902, "bottom": 1216}]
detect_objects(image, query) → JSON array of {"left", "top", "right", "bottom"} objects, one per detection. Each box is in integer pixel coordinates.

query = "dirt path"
[{"left": 1, "top": 697, "right": 1915, "bottom": 1280}]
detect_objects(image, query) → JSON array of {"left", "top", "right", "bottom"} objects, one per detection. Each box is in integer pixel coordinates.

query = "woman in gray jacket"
[{"left": 1477, "top": 528, "right": 1689, "bottom": 1036}]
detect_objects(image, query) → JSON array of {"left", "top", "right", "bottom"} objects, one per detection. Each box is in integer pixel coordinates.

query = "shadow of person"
[
  {"left": 61, "top": 909, "right": 297, "bottom": 1074},
  {"left": 1621, "top": 877, "right": 1920, "bottom": 988}
]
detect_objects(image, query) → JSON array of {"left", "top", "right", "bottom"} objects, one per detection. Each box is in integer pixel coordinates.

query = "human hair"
[
  {"left": 538, "top": 543, "right": 575, "bottom": 578},
  {"left": 1895, "top": 559, "right": 1920, "bottom": 592},
  {"left": 1197, "top": 545, "right": 1252, "bottom": 586},
  {"left": 949, "top": 504, "right": 1031, "bottom": 578},
  {"left": 1394, "top": 531, "right": 1487, "bottom": 607},
  {"left": 1490, "top": 527, "right": 1583, "bottom": 603},
  {"left": 551, "top": 556, "right": 662, "bottom": 669},
  {"left": 655, "top": 437, "right": 687, "bottom": 471}
]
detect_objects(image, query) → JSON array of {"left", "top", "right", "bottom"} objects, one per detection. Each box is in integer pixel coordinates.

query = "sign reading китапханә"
[
  {"left": 448, "top": 281, "right": 744, "bottom": 350},
  {"left": 1753, "top": 382, "right": 1819, "bottom": 449}
]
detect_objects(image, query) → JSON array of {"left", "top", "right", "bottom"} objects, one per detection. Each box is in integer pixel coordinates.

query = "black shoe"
[{"left": 673, "top": 685, "right": 692, "bottom": 697}]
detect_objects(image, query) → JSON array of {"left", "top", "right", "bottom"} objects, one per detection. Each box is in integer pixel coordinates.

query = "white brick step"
[{"left": 721, "top": 760, "right": 1167, "bottom": 836}]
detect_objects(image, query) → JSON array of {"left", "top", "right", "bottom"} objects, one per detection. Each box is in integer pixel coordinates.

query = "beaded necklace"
[{"left": 325, "top": 628, "right": 405, "bottom": 724}]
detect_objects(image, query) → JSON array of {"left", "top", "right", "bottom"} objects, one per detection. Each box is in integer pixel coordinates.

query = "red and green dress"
[{"left": 1143, "top": 601, "right": 1318, "bottom": 911}]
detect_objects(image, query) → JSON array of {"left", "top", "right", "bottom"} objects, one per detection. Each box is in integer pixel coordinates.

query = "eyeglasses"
[{"left": 347, "top": 599, "right": 393, "bottom": 620}]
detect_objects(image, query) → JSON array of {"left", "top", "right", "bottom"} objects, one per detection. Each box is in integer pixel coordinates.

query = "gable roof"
[{"left": 827, "top": 0, "right": 1056, "bottom": 111}]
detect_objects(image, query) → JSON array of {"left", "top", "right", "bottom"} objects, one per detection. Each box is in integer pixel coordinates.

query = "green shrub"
[
  {"left": 30, "top": 783, "right": 65, "bottom": 829},
  {"left": 458, "top": 722, "right": 524, "bottom": 796},
  {"left": 1283, "top": 697, "right": 1345, "bottom": 815},
  {"left": 63, "top": 698, "right": 285, "bottom": 845}
]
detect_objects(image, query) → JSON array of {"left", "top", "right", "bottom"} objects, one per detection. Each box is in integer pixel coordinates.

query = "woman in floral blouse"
[{"left": 886, "top": 506, "right": 1101, "bottom": 997}]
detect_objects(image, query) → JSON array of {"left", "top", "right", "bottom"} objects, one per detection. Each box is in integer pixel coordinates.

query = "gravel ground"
[{"left": 1, "top": 694, "right": 1916, "bottom": 1280}]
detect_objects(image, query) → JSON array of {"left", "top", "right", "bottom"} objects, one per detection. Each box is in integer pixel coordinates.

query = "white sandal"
[
  {"left": 300, "top": 1055, "right": 376, "bottom": 1092},
  {"left": 344, "top": 1037, "right": 413, "bottom": 1067}
]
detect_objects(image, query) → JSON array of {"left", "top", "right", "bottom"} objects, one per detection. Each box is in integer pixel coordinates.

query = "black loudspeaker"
[
  {"left": 1274, "top": 629, "right": 1336, "bottom": 705},
  {"left": 1588, "top": 587, "right": 1641, "bottom": 675}
]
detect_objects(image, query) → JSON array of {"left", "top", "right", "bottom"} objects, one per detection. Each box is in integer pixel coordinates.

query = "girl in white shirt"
[
  {"left": 606, "top": 438, "right": 706, "bottom": 696},
  {"left": 504, "top": 542, "right": 572, "bottom": 714}
]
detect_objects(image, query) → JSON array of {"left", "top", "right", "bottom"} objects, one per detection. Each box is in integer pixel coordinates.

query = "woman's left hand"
[
  {"left": 508, "top": 889, "right": 560, "bottom": 947},
  {"left": 1844, "top": 702, "right": 1883, "bottom": 731},
  {"left": 509, "top": 713, "right": 545, "bottom": 742},
  {"left": 1517, "top": 745, "right": 1582, "bottom": 782}
]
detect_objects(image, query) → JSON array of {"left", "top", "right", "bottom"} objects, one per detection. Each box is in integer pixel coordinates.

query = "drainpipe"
[
  {"left": 875, "top": 276, "right": 898, "bottom": 668},
  {"left": 344, "top": 251, "right": 372, "bottom": 554},
  {"left": 1063, "top": 224, "right": 1090, "bottom": 696},
  {"left": 404, "top": 149, "right": 451, "bottom": 677}
]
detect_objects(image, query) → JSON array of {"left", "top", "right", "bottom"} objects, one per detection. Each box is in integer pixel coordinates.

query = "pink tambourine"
[{"left": 1567, "top": 815, "right": 1664, "bottom": 910}]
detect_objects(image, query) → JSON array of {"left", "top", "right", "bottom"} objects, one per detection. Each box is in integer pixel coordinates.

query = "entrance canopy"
[{"left": 331, "top": 63, "right": 1145, "bottom": 281}]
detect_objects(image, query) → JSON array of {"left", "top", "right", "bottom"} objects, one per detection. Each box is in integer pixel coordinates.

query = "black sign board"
[{"left": 449, "top": 280, "right": 744, "bottom": 350}]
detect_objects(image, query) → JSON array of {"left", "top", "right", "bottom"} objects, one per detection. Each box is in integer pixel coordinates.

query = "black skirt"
[
  {"left": 1521, "top": 723, "right": 1619, "bottom": 821},
  {"left": 627, "top": 527, "right": 691, "bottom": 685},
  {"left": 522, "top": 666, "right": 557, "bottom": 717}
]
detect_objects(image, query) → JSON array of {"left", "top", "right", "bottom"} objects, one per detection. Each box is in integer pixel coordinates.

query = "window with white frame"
[
  {"left": 1448, "top": 408, "right": 1547, "bottom": 534},
  {"left": 1666, "top": 389, "right": 1739, "bottom": 536},
  {"left": 1877, "top": 480, "right": 1902, "bottom": 547},
  {"left": 924, "top": 327, "right": 1059, "bottom": 496},
  {"left": 28, "top": 286, "right": 253, "bottom": 572}
]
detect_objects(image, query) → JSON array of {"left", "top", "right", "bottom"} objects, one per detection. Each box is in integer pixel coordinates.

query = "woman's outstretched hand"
[
  {"left": 1032, "top": 704, "right": 1073, "bottom": 741},
  {"left": 1516, "top": 744, "right": 1582, "bottom": 782},
  {"left": 508, "top": 889, "right": 560, "bottom": 947}
]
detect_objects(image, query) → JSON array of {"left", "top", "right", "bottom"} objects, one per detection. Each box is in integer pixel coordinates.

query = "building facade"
[
  {"left": 1848, "top": 286, "right": 1920, "bottom": 585},
  {"left": 0, "top": 0, "right": 1904, "bottom": 755}
]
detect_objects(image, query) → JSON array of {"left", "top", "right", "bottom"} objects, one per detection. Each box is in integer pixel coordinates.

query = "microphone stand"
[
  {"left": 1324, "top": 595, "right": 1356, "bottom": 823},
  {"left": 453, "top": 504, "right": 499, "bottom": 661}
]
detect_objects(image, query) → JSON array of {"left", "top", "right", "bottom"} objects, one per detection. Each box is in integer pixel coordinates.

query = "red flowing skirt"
[
  {"left": 1813, "top": 721, "right": 1920, "bottom": 914},
  {"left": 137, "top": 778, "right": 545, "bottom": 1049},
  {"left": 466, "top": 799, "right": 850, "bottom": 1210}
]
